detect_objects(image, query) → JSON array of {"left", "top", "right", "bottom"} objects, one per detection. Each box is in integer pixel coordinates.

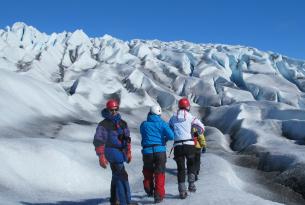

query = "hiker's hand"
[
  {"left": 127, "top": 143, "right": 132, "bottom": 163},
  {"left": 99, "top": 154, "right": 108, "bottom": 168}
]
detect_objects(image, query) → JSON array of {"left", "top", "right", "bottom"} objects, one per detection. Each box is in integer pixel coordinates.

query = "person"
[
  {"left": 191, "top": 124, "right": 207, "bottom": 181},
  {"left": 169, "top": 98, "right": 205, "bottom": 199},
  {"left": 93, "top": 99, "right": 137, "bottom": 205},
  {"left": 140, "top": 105, "right": 174, "bottom": 203}
]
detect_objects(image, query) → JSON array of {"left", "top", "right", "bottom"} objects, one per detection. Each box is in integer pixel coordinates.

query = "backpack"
[{"left": 191, "top": 125, "right": 206, "bottom": 149}]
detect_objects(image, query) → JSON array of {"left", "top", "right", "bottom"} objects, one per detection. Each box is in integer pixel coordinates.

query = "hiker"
[
  {"left": 191, "top": 123, "right": 207, "bottom": 181},
  {"left": 169, "top": 98, "right": 205, "bottom": 199},
  {"left": 93, "top": 99, "right": 137, "bottom": 205},
  {"left": 140, "top": 105, "right": 174, "bottom": 203}
]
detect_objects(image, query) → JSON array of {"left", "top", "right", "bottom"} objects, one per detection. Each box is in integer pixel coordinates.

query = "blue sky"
[{"left": 1, "top": 0, "right": 304, "bottom": 60}]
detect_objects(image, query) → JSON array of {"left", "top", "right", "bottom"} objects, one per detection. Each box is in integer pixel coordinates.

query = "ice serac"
[{"left": 1, "top": 23, "right": 305, "bottom": 109}]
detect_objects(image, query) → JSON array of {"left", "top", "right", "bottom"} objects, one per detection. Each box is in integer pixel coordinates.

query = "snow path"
[{"left": 18, "top": 124, "right": 305, "bottom": 205}]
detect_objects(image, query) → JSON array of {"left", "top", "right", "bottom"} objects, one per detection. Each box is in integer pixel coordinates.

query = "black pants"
[
  {"left": 194, "top": 148, "right": 202, "bottom": 175},
  {"left": 143, "top": 152, "right": 166, "bottom": 173},
  {"left": 174, "top": 145, "right": 196, "bottom": 183}
]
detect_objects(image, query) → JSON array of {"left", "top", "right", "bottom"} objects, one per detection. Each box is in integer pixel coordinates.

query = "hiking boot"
[
  {"left": 188, "top": 182, "right": 197, "bottom": 192},
  {"left": 144, "top": 186, "right": 154, "bottom": 197},
  {"left": 178, "top": 182, "right": 187, "bottom": 199},
  {"left": 187, "top": 173, "right": 197, "bottom": 192},
  {"left": 179, "top": 191, "right": 188, "bottom": 199},
  {"left": 145, "top": 190, "right": 153, "bottom": 197},
  {"left": 178, "top": 182, "right": 186, "bottom": 192},
  {"left": 154, "top": 196, "right": 163, "bottom": 203},
  {"left": 111, "top": 200, "right": 119, "bottom": 205}
]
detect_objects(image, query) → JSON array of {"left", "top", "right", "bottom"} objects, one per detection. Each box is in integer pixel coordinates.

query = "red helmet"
[
  {"left": 106, "top": 99, "right": 119, "bottom": 110},
  {"left": 178, "top": 98, "right": 190, "bottom": 109}
]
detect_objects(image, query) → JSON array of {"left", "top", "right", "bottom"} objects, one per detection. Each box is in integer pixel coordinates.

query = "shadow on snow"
[{"left": 20, "top": 193, "right": 180, "bottom": 205}]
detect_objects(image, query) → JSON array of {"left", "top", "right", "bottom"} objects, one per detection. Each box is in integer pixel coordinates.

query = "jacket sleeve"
[
  {"left": 123, "top": 122, "right": 132, "bottom": 161},
  {"left": 163, "top": 121, "right": 175, "bottom": 141},
  {"left": 93, "top": 125, "right": 108, "bottom": 147},
  {"left": 122, "top": 121, "right": 131, "bottom": 143}
]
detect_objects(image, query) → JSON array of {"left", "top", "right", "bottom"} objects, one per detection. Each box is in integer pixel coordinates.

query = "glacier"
[{"left": 0, "top": 22, "right": 305, "bottom": 204}]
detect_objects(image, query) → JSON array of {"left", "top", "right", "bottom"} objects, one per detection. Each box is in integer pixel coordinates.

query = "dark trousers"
[
  {"left": 142, "top": 152, "right": 166, "bottom": 198},
  {"left": 194, "top": 148, "right": 202, "bottom": 175},
  {"left": 174, "top": 145, "right": 196, "bottom": 183},
  {"left": 110, "top": 163, "right": 131, "bottom": 205},
  {"left": 143, "top": 152, "right": 166, "bottom": 172}
]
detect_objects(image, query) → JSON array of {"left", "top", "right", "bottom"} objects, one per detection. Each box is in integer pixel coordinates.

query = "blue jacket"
[
  {"left": 140, "top": 113, "right": 174, "bottom": 154},
  {"left": 93, "top": 109, "right": 130, "bottom": 163}
]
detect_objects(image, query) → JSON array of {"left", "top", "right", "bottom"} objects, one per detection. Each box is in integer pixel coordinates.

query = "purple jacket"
[{"left": 93, "top": 109, "right": 130, "bottom": 163}]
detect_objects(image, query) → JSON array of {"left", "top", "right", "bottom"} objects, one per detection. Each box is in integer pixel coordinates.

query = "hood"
[
  {"left": 147, "top": 113, "right": 162, "bottom": 122},
  {"left": 174, "top": 109, "right": 189, "bottom": 121},
  {"left": 101, "top": 108, "right": 121, "bottom": 121}
]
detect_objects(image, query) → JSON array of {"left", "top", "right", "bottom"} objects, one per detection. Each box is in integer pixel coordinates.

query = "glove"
[
  {"left": 99, "top": 154, "right": 108, "bottom": 168},
  {"left": 95, "top": 145, "right": 108, "bottom": 169},
  {"left": 126, "top": 143, "right": 132, "bottom": 163},
  {"left": 201, "top": 147, "right": 206, "bottom": 153}
]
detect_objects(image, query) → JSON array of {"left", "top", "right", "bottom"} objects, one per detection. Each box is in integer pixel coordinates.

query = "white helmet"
[{"left": 150, "top": 105, "right": 162, "bottom": 115}]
